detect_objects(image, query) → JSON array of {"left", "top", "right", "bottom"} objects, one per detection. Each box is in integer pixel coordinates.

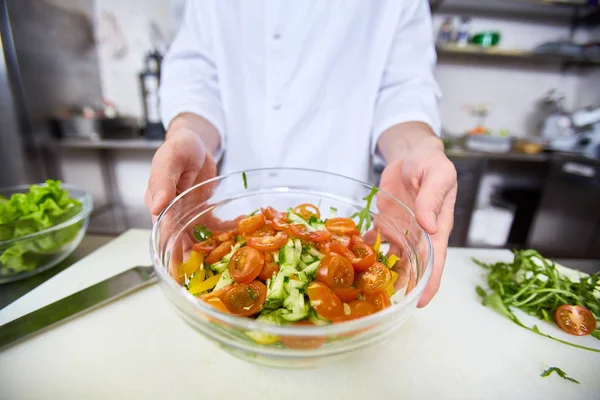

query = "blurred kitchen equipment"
[
  {"left": 512, "top": 138, "right": 544, "bottom": 155},
  {"left": 456, "top": 16, "right": 471, "bottom": 46},
  {"left": 533, "top": 41, "right": 584, "bottom": 58},
  {"left": 471, "top": 31, "right": 501, "bottom": 47},
  {"left": 140, "top": 50, "right": 165, "bottom": 140},
  {"left": 437, "top": 17, "right": 455, "bottom": 44},
  {"left": 465, "top": 135, "right": 512, "bottom": 153},
  {"left": 468, "top": 197, "right": 516, "bottom": 247},
  {"left": 53, "top": 106, "right": 139, "bottom": 140},
  {"left": 571, "top": 106, "right": 600, "bottom": 159},
  {"left": 538, "top": 89, "right": 575, "bottom": 147}
]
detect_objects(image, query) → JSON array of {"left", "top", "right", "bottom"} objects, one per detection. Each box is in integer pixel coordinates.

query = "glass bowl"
[
  {"left": 0, "top": 184, "right": 93, "bottom": 283},
  {"left": 150, "top": 168, "right": 433, "bottom": 368}
]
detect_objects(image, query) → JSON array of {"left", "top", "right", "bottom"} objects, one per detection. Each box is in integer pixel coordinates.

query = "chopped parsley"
[
  {"left": 377, "top": 252, "right": 388, "bottom": 264},
  {"left": 248, "top": 287, "right": 257, "bottom": 301},
  {"left": 248, "top": 209, "right": 259, "bottom": 216},
  {"left": 242, "top": 172, "right": 248, "bottom": 189},
  {"left": 193, "top": 225, "right": 212, "bottom": 242},
  {"left": 307, "top": 215, "right": 320, "bottom": 224}
]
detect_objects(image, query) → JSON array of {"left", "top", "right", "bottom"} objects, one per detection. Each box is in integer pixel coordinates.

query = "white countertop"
[{"left": 1, "top": 229, "right": 598, "bottom": 400}]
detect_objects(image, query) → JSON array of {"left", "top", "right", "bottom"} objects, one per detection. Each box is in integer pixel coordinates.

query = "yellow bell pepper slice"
[
  {"left": 179, "top": 250, "right": 204, "bottom": 278},
  {"left": 385, "top": 270, "right": 399, "bottom": 297},
  {"left": 373, "top": 230, "right": 381, "bottom": 253},
  {"left": 246, "top": 331, "right": 281, "bottom": 345},
  {"left": 189, "top": 272, "right": 222, "bottom": 295},
  {"left": 386, "top": 254, "right": 399, "bottom": 269}
]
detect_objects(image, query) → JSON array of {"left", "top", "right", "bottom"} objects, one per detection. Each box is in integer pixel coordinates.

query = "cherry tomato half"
[
  {"left": 555, "top": 304, "right": 597, "bottom": 336},
  {"left": 205, "top": 240, "right": 234, "bottom": 265},
  {"left": 252, "top": 222, "right": 276, "bottom": 237},
  {"left": 281, "top": 320, "right": 326, "bottom": 349},
  {"left": 325, "top": 217, "right": 359, "bottom": 235},
  {"left": 237, "top": 214, "right": 266, "bottom": 235},
  {"left": 203, "top": 296, "right": 230, "bottom": 314},
  {"left": 350, "top": 241, "right": 376, "bottom": 271},
  {"left": 365, "top": 291, "right": 392, "bottom": 311},
  {"left": 293, "top": 203, "right": 320, "bottom": 221},
  {"left": 331, "top": 234, "right": 351, "bottom": 248},
  {"left": 192, "top": 238, "right": 218, "bottom": 254},
  {"left": 307, "top": 281, "right": 344, "bottom": 320},
  {"left": 228, "top": 246, "right": 264, "bottom": 283},
  {"left": 349, "top": 299, "right": 377, "bottom": 317},
  {"left": 316, "top": 254, "right": 354, "bottom": 289},
  {"left": 271, "top": 217, "right": 290, "bottom": 231},
  {"left": 248, "top": 231, "right": 289, "bottom": 252},
  {"left": 220, "top": 281, "right": 267, "bottom": 316},
  {"left": 258, "top": 262, "right": 280, "bottom": 281},
  {"left": 332, "top": 287, "right": 361, "bottom": 302},
  {"left": 355, "top": 262, "right": 392, "bottom": 295},
  {"left": 215, "top": 230, "right": 236, "bottom": 242},
  {"left": 261, "top": 206, "right": 286, "bottom": 221},
  {"left": 289, "top": 224, "right": 331, "bottom": 243}
]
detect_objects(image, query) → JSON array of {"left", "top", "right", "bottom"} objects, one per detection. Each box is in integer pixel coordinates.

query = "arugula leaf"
[
  {"left": 540, "top": 367, "right": 579, "bottom": 384},
  {"left": 474, "top": 250, "right": 600, "bottom": 353},
  {"left": 350, "top": 186, "right": 378, "bottom": 235},
  {"left": 193, "top": 225, "right": 212, "bottom": 242}
]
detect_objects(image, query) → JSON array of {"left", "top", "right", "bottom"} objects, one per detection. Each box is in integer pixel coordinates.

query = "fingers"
[
  {"left": 146, "top": 142, "right": 188, "bottom": 215},
  {"left": 417, "top": 184, "right": 456, "bottom": 308},
  {"left": 414, "top": 156, "right": 457, "bottom": 235}
]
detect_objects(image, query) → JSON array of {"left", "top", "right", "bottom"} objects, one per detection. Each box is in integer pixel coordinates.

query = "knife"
[{"left": 0, "top": 265, "right": 157, "bottom": 351}]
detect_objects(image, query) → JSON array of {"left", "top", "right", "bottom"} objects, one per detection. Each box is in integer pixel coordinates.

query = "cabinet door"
[{"left": 528, "top": 158, "right": 600, "bottom": 258}]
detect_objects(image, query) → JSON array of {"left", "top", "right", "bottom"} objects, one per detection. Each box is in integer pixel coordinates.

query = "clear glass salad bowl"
[
  {"left": 150, "top": 168, "right": 433, "bottom": 368},
  {"left": 0, "top": 184, "right": 93, "bottom": 283}
]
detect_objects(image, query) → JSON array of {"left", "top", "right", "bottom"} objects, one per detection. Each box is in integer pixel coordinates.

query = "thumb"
[{"left": 414, "top": 159, "right": 457, "bottom": 235}]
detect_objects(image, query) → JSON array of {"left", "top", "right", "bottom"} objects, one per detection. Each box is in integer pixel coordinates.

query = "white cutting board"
[{"left": 0, "top": 229, "right": 598, "bottom": 400}]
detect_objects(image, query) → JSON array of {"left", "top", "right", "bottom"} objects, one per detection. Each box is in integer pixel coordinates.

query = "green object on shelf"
[{"left": 471, "top": 31, "right": 501, "bottom": 47}]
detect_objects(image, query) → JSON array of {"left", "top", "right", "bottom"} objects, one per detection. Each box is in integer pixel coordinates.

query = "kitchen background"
[{"left": 2, "top": 0, "right": 600, "bottom": 260}]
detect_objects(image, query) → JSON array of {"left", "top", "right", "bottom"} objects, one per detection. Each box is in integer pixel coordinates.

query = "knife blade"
[{"left": 0, "top": 265, "right": 157, "bottom": 351}]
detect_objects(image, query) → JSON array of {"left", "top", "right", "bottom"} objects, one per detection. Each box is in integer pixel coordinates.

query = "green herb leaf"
[
  {"left": 242, "top": 172, "right": 248, "bottom": 189},
  {"left": 248, "top": 209, "right": 259, "bottom": 217},
  {"left": 474, "top": 250, "right": 600, "bottom": 353},
  {"left": 193, "top": 225, "right": 212, "bottom": 242},
  {"left": 377, "top": 252, "right": 388, "bottom": 264},
  {"left": 350, "top": 186, "right": 378, "bottom": 235},
  {"left": 540, "top": 367, "right": 579, "bottom": 384},
  {"left": 476, "top": 286, "right": 487, "bottom": 298},
  {"left": 592, "top": 330, "right": 600, "bottom": 340},
  {"left": 307, "top": 215, "right": 319, "bottom": 224},
  {"left": 248, "top": 287, "right": 257, "bottom": 301}
]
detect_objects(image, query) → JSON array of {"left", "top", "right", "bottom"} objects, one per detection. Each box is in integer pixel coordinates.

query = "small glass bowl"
[
  {"left": 151, "top": 168, "right": 432, "bottom": 368},
  {"left": 0, "top": 184, "right": 93, "bottom": 283}
]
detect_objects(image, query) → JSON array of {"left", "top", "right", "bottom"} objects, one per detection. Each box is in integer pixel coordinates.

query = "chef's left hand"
[{"left": 377, "top": 125, "right": 457, "bottom": 307}]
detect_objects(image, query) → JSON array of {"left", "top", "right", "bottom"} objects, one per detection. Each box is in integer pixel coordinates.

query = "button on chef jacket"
[{"left": 160, "top": 0, "right": 441, "bottom": 183}]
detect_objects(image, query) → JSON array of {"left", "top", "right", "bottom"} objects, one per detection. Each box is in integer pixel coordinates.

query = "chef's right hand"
[{"left": 145, "top": 114, "right": 219, "bottom": 219}]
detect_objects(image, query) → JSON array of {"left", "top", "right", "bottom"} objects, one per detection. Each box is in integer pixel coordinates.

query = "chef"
[{"left": 145, "top": 0, "right": 457, "bottom": 307}]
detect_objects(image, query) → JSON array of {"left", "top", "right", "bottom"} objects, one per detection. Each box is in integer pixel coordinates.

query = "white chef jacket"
[{"left": 160, "top": 0, "right": 441, "bottom": 183}]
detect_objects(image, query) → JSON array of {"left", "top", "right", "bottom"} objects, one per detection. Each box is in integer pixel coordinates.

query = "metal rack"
[{"left": 431, "top": 0, "right": 600, "bottom": 68}]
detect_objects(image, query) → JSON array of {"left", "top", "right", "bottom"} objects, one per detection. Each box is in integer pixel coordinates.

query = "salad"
[
  {"left": 0, "top": 180, "right": 84, "bottom": 277},
  {"left": 178, "top": 201, "right": 404, "bottom": 345}
]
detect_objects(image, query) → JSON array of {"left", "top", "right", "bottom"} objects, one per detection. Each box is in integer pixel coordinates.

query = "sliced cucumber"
[
  {"left": 308, "top": 309, "right": 330, "bottom": 326},
  {"left": 283, "top": 288, "right": 305, "bottom": 314},
  {"left": 264, "top": 271, "right": 286, "bottom": 309},
  {"left": 278, "top": 304, "right": 310, "bottom": 322},
  {"left": 302, "top": 260, "right": 321, "bottom": 279},
  {"left": 245, "top": 311, "right": 283, "bottom": 344},
  {"left": 287, "top": 210, "right": 316, "bottom": 231},
  {"left": 306, "top": 246, "right": 324, "bottom": 259},
  {"left": 213, "top": 268, "right": 233, "bottom": 291},
  {"left": 329, "top": 207, "right": 338, "bottom": 218},
  {"left": 209, "top": 243, "right": 241, "bottom": 273}
]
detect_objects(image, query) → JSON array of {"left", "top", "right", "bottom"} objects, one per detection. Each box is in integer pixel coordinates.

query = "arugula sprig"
[
  {"left": 193, "top": 225, "right": 212, "bottom": 242},
  {"left": 541, "top": 367, "right": 579, "bottom": 384},
  {"left": 475, "top": 249, "right": 600, "bottom": 353},
  {"left": 351, "top": 186, "right": 378, "bottom": 235}
]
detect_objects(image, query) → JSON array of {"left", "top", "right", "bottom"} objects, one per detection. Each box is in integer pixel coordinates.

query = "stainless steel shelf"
[
  {"left": 431, "top": 0, "right": 598, "bottom": 24},
  {"left": 54, "top": 138, "right": 163, "bottom": 150},
  {"left": 436, "top": 44, "right": 600, "bottom": 66}
]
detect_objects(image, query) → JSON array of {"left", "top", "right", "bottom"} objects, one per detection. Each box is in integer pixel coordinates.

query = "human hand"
[
  {"left": 145, "top": 124, "right": 217, "bottom": 219},
  {"left": 378, "top": 136, "right": 457, "bottom": 307}
]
